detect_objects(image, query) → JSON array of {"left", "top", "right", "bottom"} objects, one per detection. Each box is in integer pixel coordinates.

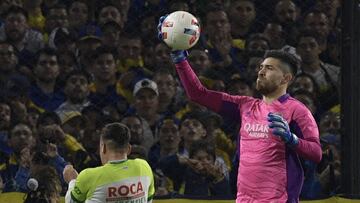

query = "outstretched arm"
[
  {"left": 175, "top": 57, "right": 224, "bottom": 113},
  {"left": 158, "top": 17, "right": 251, "bottom": 121}
]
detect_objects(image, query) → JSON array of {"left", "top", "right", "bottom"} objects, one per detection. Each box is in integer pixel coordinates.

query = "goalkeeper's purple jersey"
[{"left": 175, "top": 60, "right": 322, "bottom": 203}]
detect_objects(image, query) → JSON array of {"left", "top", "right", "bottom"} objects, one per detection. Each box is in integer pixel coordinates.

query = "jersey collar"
[
  {"left": 108, "top": 158, "right": 128, "bottom": 164},
  {"left": 278, "top": 93, "right": 290, "bottom": 103}
]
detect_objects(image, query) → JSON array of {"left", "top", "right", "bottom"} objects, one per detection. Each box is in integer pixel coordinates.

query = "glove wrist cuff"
[
  {"left": 170, "top": 50, "right": 188, "bottom": 64},
  {"left": 289, "top": 133, "right": 299, "bottom": 147}
]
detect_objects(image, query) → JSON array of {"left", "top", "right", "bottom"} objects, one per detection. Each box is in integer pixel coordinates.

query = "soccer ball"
[{"left": 161, "top": 11, "right": 201, "bottom": 50}]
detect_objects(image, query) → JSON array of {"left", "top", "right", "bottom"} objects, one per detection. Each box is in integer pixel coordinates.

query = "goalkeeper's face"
[{"left": 256, "top": 57, "right": 291, "bottom": 95}]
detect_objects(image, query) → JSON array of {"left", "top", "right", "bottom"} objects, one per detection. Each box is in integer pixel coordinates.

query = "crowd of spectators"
[{"left": 0, "top": 0, "right": 341, "bottom": 201}]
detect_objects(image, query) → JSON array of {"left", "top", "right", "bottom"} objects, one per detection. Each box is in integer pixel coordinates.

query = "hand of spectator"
[
  {"left": 213, "top": 32, "right": 232, "bottom": 57},
  {"left": 177, "top": 154, "right": 205, "bottom": 174},
  {"left": 52, "top": 124, "right": 66, "bottom": 142},
  {"left": 210, "top": 31, "right": 232, "bottom": 68},
  {"left": 63, "top": 165, "right": 78, "bottom": 184},
  {"left": 177, "top": 153, "right": 190, "bottom": 165},
  {"left": 202, "top": 162, "right": 224, "bottom": 182},
  {"left": 42, "top": 143, "right": 59, "bottom": 158},
  {"left": 187, "top": 159, "right": 208, "bottom": 175},
  {"left": 19, "top": 147, "right": 33, "bottom": 168},
  {"left": 268, "top": 113, "right": 299, "bottom": 147}
]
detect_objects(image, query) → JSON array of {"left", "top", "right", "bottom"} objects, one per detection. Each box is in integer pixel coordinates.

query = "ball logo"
[
  {"left": 163, "top": 21, "right": 173, "bottom": 27},
  {"left": 162, "top": 32, "right": 167, "bottom": 39},
  {"left": 189, "top": 35, "right": 197, "bottom": 45},
  {"left": 183, "top": 28, "right": 197, "bottom": 35},
  {"left": 191, "top": 19, "right": 199, "bottom": 27}
]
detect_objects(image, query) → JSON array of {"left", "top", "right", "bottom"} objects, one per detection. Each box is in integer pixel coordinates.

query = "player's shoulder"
[
  {"left": 286, "top": 96, "right": 313, "bottom": 116},
  {"left": 283, "top": 96, "right": 305, "bottom": 108},
  {"left": 78, "top": 165, "right": 107, "bottom": 177},
  {"left": 132, "top": 158, "right": 151, "bottom": 167}
]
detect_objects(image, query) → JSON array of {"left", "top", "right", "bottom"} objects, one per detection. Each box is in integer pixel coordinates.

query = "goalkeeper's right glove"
[{"left": 157, "top": 15, "right": 188, "bottom": 64}]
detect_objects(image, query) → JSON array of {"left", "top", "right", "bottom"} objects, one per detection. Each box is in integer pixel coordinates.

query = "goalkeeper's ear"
[{"left": 281, "top": 72, "right": 293, "bottom": 85}]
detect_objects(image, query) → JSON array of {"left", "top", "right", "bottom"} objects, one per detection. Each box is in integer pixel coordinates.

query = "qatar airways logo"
[{"left": 244, "top": 123, "right": 269, "bottom": 138}]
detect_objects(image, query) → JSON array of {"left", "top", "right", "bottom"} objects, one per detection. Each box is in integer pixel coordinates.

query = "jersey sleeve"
[
  {"left": 175, "top": 60, "right": 253, "bottom": 121},
  {"left": 291, "top": 104, "right": 322, "bottom": 163},
  {"left": 71, "top": 169, "right": 92, "bottom": 202}
]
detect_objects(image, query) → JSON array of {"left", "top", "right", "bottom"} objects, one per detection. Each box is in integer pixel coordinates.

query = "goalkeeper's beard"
[{"left": 256, "top": 79, "right": 277, "bottom": 95}]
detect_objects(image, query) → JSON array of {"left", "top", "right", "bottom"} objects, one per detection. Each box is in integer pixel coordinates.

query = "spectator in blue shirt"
[
  {"left": 29, "top": 48, "right": 65, "bottom": 112},
  {"left": 0, "top": 123, "right": 36, "bottom": 192},
  {"left": 88, "top": 46, "right": 128, "bottom": 111}
]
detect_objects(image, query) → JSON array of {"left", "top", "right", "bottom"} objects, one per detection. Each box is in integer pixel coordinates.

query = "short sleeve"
[{"left": 71, "top": 169, "right": 91, "bottom": 202}]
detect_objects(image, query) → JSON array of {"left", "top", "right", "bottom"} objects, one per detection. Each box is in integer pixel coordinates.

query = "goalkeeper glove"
[
  {"left": 157, "top": 15, "right": 188, "bottom": 64},
  {"left": 268, "top": 112, "right": 299, "bottom": 147}
]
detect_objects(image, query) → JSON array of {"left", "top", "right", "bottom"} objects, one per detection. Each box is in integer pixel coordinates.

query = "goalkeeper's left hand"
[{"left": 268, "top": 113, "right": 299, "bottom": 147}]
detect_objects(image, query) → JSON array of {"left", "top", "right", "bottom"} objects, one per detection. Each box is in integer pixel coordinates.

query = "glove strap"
[
  {"left": 289, "top": 133, "right": 299, "bottom": 147},
  {"left": 170, "top": 50, "right": 188, "bottom": 64}
]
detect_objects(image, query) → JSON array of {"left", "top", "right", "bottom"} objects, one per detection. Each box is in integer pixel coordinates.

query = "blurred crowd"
[{"left": 0, "top": 0, "right": 341, "bottom": 201}]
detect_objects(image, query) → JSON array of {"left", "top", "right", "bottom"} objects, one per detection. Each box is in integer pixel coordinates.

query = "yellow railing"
[{"left": 1, "top": 193, "right": 360, "bottom": 203}]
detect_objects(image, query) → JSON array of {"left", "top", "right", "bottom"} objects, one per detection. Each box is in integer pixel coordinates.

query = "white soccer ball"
[{"left": 161, "top": 11, "right": 201, "bottom": 50}]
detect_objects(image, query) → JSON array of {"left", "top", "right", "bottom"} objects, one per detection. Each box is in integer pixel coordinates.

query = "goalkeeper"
[{"left": 158, "top": 17, "right": 322, "bottom": 202}]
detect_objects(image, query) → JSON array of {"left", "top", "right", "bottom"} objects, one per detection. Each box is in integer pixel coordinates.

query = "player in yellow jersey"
[{"left": 63, "top": 123, "right": 155, "bottom": 203}]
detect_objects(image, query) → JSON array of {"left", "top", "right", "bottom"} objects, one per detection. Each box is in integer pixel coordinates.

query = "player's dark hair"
[
  {"left": 263, "top": 50, "right": 299, "bottom": 76},
  {"left": 101, "top": 122, "right": 131, "bottom": 149}
]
